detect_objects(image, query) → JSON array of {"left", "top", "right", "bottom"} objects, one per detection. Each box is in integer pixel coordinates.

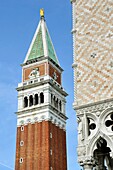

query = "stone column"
[
  {"left": 18, "top": 94, "right": 23, "bottom": 110},
  {"left": 33, "top": 94, "right": 35, "bottom": 105},
  {"left": 44, "top": 90, "right": 47, "bottom": 103},
  {"left": 81, "top": 159, "right": 94, "bottom": 170},
  {"left": 38, "top": 93, "right": 41, "bottom": 104},
  {"left": 62, "top": 100, "right": 66, "bottom": 114},
  {"left": 28, "top": 95, "right": 30, "bottom": 107}
]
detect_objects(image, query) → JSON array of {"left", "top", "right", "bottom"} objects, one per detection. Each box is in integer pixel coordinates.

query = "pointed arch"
[
  {"left": 99, "top": 107, "right": 113, "bottom": 121},
  {"left": 87, "top": 130, "right": 113, "bottom": 156}
]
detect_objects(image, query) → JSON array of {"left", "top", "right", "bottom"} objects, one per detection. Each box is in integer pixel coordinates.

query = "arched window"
[
  {"left": 53, "top": 96, "right": 56, "bottom": 107},
  {"left": 59, "top": 101, "right": 62, "bottom": 112},
  {"left": 20, "top": 141, "right": 24, "bottom": 146},
  {"left": 21, "top": 126, "right": 24, "bottom": 132},
  {"left": 19, "top": 158, "right": 23, "bottom": 164},
  {"left": 94, "top": 138, "right": 112, "bottom": 170},
  {"left": 34, "top": 94, "right": 38, "bottom": 105},
  {"left": 40, "top": 92, "right": 44, "bottom": 104},
  {"left": 24, "top": 97, "right": 28, "bottom": 108},
  {"left": 29, "top": 95, "right": 33, "bottom": 107},
  {"left": 51, "top": 94, "right": 53, "bottom": 104},
  {"left": 56, "top": 98, "right": 58, "bottom": 109}
]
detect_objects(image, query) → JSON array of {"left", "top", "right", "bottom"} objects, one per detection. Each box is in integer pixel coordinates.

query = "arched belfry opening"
[
  {"left": 29, "top": 95, "right": 33, "bottom": 107},
  {"left": 34, "top": 94, "right": 38, "bottom": 105},
  {"left": 40, "top": 92, "right": 44, "bottom": 104},
  {"left": 24, "top": 97, "right": 28, "bottom": 108},
  {"left": 93, "top": 137, "right": 113, "bottom": 170}
]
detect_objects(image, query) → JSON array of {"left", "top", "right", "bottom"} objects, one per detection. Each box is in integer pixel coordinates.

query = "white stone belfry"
[{"left": 71, "top": 0, "right": 113, "bottom": 169}]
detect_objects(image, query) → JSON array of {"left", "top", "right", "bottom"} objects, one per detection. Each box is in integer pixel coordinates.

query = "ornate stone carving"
[
  {"left": 75, "top": 99, "right": 113, "bottom": 116},
  {"left": 77, "top": 117, "right": 84, "bottom": 143},
  {"left": 78, "top": 155, "right": 95, "bottom": 167},
  {"left": 53, "top": 72, "right": 58, "bottom": 80},
  {"left": 105, "top": 112, "right": 113, "bottom": 132},
  {"left": 77, "top": 146, "right": 86, "bottom": 156},
  {"left": 88, "top": 118, "right": 96, "bottom": 136},
  {"left": 29, "top": 68, "right": 40, "bottom": 79},
  {"left": 76, "top": 99, "right": 113, "bottom": 169},
  {"left": 18, "top": 112, "right": 66, "bottom": 131}
]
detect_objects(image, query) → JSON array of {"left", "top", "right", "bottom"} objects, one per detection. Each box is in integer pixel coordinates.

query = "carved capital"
[
  {"left": 77, "top": 146, "right": 86, "bottom": 157},
  {"left": 78, "top": 156, "right": 95, "bottom": 166}
]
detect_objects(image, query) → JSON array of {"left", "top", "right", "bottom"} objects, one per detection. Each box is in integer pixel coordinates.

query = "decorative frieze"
[
  {"left": 74, "top": 99, "right": 113, "bottom": 116},
  {"left": 17, "top": 111, "right": 66, "bottom": 131}
]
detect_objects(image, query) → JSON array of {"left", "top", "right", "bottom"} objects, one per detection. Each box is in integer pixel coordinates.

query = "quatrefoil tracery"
[
  {"left": 88, "top": 118, "right": 96, "bottom": 136},
  {"left": 105, "top": 113, "right": 113, "bottom": 131}
]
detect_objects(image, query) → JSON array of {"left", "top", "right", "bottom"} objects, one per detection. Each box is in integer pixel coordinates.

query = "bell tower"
[
  {"left": 15, "top": 9, "right": 68, "bottom": 170},
  {"left": 71, "top": 0, "right": 113, "bottom": 169}
]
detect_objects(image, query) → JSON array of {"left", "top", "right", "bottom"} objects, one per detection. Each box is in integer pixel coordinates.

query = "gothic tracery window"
[
  {"left": 88, "top": 118, "right": 96, "bottom": 136},
  {"left": 94, "top": 138, "right": 112, "bottom": 170},
  {"left": 105, "top": 112, "right": 113, "bottom": 131}
]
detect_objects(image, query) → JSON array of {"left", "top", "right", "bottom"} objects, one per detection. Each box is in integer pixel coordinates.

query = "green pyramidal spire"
[{"left": 24, "top": 9, "right": 60, "bottom": 65}]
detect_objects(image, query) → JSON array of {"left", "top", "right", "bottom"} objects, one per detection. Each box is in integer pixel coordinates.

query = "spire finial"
[{"left": 40, "top": 9, "right": 44, "bottom": 18}]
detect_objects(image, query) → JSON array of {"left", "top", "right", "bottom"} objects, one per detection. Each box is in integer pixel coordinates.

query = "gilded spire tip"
[{"left": 40, "top": 9, "right": 44, "bottom": 18}]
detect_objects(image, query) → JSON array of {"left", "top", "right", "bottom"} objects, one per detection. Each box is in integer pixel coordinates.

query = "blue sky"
[{"left": 0, "top": 0, "right": 80, "bottom": 169}]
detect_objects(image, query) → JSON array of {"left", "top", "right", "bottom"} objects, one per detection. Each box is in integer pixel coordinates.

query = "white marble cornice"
[{"left": 74, "top": 98, "right": 113, "bottom": 116}]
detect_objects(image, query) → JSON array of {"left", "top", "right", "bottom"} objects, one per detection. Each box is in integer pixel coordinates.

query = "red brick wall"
[
  {"left": 23, "top": 62, "right": 62, "bottom": 85},
  {"left": 15, "top": 127, "right": 21, "bottom": 170},
  {"left": 15, "top": 121, "right": 67, "bottom": 170},
  {"left": 49, "top": 123, "right": 67, "bottom": 170},
  {"left": 49, "top": 64, "right": 61, "bottom": 85}
]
